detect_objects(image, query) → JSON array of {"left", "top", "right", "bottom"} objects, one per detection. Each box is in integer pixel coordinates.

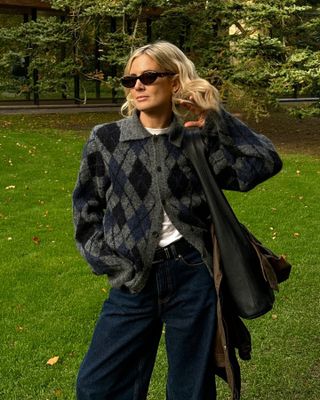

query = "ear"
[{"left": 171, "top": 75, "right": 180, "bottom": 94}]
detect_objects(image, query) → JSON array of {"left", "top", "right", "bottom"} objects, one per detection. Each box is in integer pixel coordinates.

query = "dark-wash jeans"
[{"left": 76, "top": 247, "right": 217, "bottom": 400}]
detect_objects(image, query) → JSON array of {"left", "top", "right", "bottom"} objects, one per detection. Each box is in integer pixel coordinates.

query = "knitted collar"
[{"left": 119, "top": 110, "right": 184, "bottom": 147}]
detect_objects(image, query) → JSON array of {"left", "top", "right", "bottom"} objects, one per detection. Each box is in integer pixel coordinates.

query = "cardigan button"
[
  {"left": 152, "top": 231, "right": 159, "bottom": 238},
  {"left": 157, "top": 166, "right": 161, "bottom": 172}
]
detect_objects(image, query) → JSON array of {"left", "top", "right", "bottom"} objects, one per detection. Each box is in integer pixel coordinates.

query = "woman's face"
[{"left": 129, "top": 54, "right": 178, "bottom": 127}]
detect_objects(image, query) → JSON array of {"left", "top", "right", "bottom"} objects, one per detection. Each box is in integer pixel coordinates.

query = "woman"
[{"left": 73, "top": 41, "right": 282, "bottom": 400}]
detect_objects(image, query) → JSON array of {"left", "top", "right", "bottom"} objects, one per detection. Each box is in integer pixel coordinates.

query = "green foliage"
[
  {"left": 0, "top": 16, "right": 76, "bottom": 98},
  {"left": 269, "top": 49, "right": 320, "bottom": 96},
  {"left": 0, "top": 0, "right": 319, "bottom": 116},
  {"left": 99, "top": 33, "right": 142, "bottom": 68}
]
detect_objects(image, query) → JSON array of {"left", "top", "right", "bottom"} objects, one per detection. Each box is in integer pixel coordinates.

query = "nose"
[{"left": 133, "top": 78, "right": 145, "bottom": 90}]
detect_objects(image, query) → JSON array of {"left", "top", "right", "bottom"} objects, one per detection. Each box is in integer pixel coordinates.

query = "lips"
[{"left": 136, "top": 96, "right": 149, "bottom": 102}]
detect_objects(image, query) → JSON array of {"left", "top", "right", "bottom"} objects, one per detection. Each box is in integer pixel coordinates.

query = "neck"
[{"left": 139, "top": 111, "right": 173, "bottom": 129}]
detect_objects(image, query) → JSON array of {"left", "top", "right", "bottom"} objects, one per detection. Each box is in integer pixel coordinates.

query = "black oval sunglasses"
[{"left": 120, "top": 71, "right": 175, "bottom": 88}]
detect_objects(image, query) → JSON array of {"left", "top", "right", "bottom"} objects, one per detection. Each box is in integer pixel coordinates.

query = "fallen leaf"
[
  {"left": 47, "top": 356, "right": 59, "bottom": 366},
  {"left": 5, "top": 185, "right": 16, "bottom": 190},
  {"left": 293, "top": 232, "right": 300, "bottom": 238},
  {"left": 32, "top": 236, "right": 41, "bottom": 245},
  {"left": 54, "top": 388, "right": 63, "bottom": 397},
  {"left": 16, "top": 325, "right": 24, "bottom": 332},
  {"left": 272, "top": 314, "right": 278, "bottom": 320}
]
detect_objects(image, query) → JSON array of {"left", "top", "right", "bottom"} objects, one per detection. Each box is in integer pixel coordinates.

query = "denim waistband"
[{"left": 153, "top": 237, "right": 194, "bottom": 263}]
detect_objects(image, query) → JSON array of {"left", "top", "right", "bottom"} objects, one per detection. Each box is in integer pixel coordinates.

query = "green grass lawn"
[{"left": 0, "top": 113, "right": 319, "bottom": 399}]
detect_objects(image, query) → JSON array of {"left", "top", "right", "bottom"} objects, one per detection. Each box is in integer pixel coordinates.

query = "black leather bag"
[{"left": 183, "top": 130, "right": 291, "bottom": 319}]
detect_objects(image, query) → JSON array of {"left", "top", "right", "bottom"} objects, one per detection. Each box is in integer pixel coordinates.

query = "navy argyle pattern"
[{"left": 73, "top": 110, "right": 282, "bottom": 292}]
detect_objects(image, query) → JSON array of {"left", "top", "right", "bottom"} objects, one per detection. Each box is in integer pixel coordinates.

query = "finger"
[
  {"left": 184, "top": 120, "right": 204, "bottom": 128},
  {"left": 179, "top": 100, "right": 194, "bottom": 110}
]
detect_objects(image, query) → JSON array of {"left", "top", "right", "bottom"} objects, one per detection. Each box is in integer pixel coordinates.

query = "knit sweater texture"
[{"left": 72, "top": 109, "right": 282, "bottom": 292}]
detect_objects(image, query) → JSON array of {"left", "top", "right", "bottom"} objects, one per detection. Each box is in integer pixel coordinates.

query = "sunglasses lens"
[
  {"left": 121, "top": 72, "right": 172, "bottom": 88},
  {"left": 120, "top": 76, "right": 137, "bottom": 88},
  {"left": 139, "top": 72, "right": 158, "bottom": 85}
]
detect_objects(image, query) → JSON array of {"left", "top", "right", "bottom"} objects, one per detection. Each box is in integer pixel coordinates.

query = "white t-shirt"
[{"left": 146, "top": 126, "right": 183, "bottom": 247}]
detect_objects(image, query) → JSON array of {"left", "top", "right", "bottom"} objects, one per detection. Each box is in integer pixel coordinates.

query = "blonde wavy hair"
[{"left": 120, "top": 41, "right": 221, "bottom": 117}]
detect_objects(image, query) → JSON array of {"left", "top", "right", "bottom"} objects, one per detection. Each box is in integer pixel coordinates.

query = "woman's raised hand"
[{"left": 179, "top": 97, "right": 207, "bottom": 129}]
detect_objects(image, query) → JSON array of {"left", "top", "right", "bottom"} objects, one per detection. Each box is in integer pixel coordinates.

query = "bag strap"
[
  {"left": 183, "top": 130, "right": 205, "bottom": 170},
  {"left": 183, "top": 129, "right": 260, "bottom": 271},
  {"left": 183, "top": 130, "right": 245, "bottom": 239}
]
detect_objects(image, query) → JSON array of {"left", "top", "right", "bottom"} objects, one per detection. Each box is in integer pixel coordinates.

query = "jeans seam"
[
  {"left": 157, "top": 264, "right": 174, "bottom": 306},
  {"left": 133, "top": 355, "right": 145, "bottom": 400}
]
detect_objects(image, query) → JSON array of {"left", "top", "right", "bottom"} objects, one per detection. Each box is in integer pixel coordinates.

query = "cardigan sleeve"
[
  {"left": 72, "top": 129, "right": 134, "bottom": 282},
  {"left": 203, "top": 108, "right": 283, "bottom": 192},
  {"left": 72, "top": 130, "right": 111, "bottom": 274}
]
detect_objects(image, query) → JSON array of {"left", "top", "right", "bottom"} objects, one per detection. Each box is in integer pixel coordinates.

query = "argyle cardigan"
[{"left": 73, "top": 109, "right": 282, "bottom": 293}]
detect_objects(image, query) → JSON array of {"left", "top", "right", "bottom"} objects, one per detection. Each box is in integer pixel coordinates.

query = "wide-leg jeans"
[{"left": 76, "top": 247, "right": 217, "bottom": 400}]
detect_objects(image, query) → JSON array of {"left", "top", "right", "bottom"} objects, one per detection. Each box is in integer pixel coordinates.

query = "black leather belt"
[{"left": 153, "top": 237, "right": 193, "bottom": 262}]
